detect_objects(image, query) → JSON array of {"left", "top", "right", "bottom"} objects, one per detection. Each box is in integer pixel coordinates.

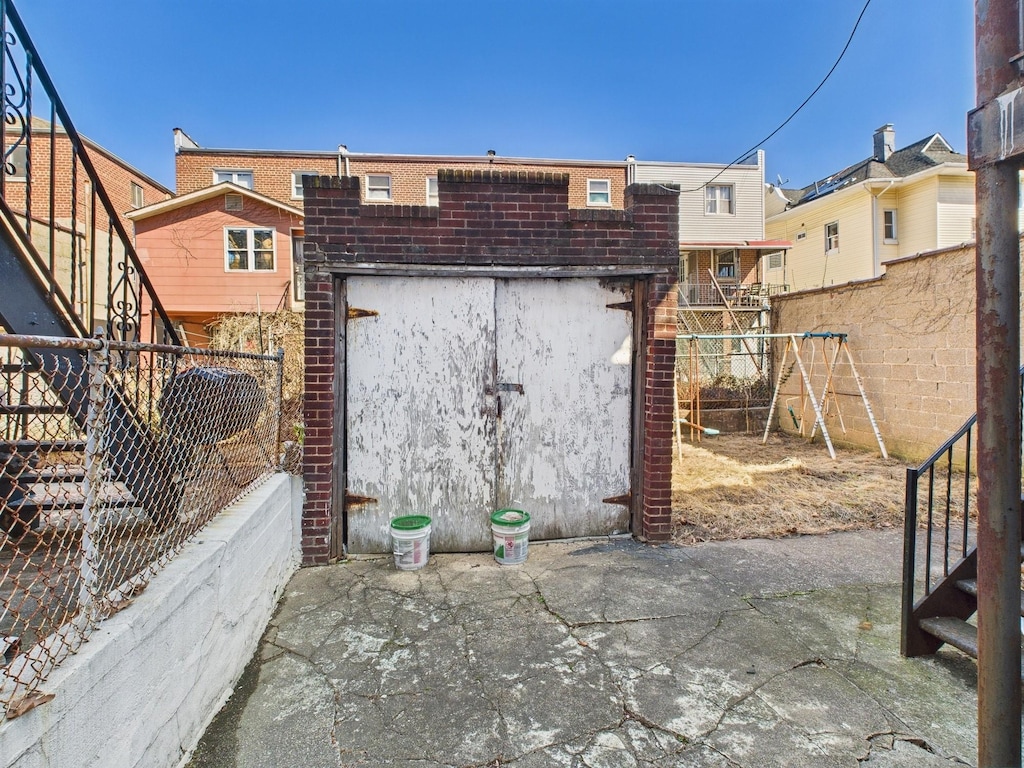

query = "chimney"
[{"left": 873, "top": 124, "right": 895, "bottom": 162}]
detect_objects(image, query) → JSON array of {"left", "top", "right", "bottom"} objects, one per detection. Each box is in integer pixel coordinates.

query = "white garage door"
[{"left": 344, "top": 276, "right": 633, "bottom": 553}]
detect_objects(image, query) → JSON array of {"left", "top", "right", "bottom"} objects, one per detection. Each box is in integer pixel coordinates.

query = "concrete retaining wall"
[
  {"left": 770, "top": 244, "right": 976, "bottom": 462},
  {"left": 3, "top": 473, "right": 303, "bottom": 768}
]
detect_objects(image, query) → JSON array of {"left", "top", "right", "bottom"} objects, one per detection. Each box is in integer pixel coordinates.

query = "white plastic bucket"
[
  {"left": 491, "top": 508, "right": 531, "bottom": 565},
  {"left": 390, "top": 515, "right": 431, "bottom": 570}
]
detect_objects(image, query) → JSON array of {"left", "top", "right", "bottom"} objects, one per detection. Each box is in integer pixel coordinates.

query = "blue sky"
[{"left": 17, "top": 0, "right": 973, "bottom": 192}]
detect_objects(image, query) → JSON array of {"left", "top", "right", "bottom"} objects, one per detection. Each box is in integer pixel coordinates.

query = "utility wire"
[{"left": 674, "top": 0, "right": 874, "bottom": 194}]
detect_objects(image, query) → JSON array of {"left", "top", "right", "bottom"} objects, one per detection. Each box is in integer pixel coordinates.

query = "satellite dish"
[{"left": 776, "top": 174, "right": 789, "bottom": 187}]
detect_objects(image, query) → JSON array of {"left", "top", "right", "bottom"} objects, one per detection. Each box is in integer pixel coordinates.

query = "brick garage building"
[{"left": 301, "top": 169, "right": 679, "bottom": 564}]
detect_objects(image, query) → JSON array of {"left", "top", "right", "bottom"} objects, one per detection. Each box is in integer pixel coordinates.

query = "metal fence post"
[
  {"left": 275, "top": 347, "right": 285, "bottom": 470},
  {"left": 970, "top": 2, "right": 1024, "bottom": 763},
  {"left": 78, "top": 330, "right": 108, "bottom": 627}
]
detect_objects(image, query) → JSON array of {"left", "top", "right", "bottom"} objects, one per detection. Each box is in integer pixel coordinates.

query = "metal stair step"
[
  {"left": 0, "top": 440, "right": 86, "bottom": 453},
  {"left": 918, "top": 616, "right": 979, "bottom": 658},
  {"left": 5, "top": 496, "right": 138, "bottom": 512},
  {"left": 22, "top": 466, "right": 87, "bottom": 483},
  {"left": 955, "top": 579, "right": 1024, "bottom": 617}
]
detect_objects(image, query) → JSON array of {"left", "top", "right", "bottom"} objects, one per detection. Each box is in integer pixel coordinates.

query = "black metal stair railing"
[
  {"left": 901, "top": 366, "right": 1024, "bottom": 657},
  {"left": 0, "top": 1, "right": 190, "bottom": 541},
  {"left": 0, "top": 0, "right": 178, "bottom": 346}
]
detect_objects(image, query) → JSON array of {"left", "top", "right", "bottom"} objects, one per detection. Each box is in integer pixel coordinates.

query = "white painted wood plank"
[
  {"left": 345, "top": 276, "right": 497, "bottom": 553},
  {"left": 495, "top": 278, "right": 633, "bottom": 540}
]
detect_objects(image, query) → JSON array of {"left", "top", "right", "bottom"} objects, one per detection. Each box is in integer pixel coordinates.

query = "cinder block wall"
[
  {"left": 2, "top": 474, "right": 302, "bottom": 768},
  {"left": 770, "top": 244, "right": 976, "bottom": 461},
  {"left": 301, "top": 170, "right": 680, "bottom": 563}
]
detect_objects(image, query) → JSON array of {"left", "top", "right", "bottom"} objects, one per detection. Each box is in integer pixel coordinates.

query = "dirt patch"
[{"left": 672, "top": 432, "right": 908, "bottom": 543}]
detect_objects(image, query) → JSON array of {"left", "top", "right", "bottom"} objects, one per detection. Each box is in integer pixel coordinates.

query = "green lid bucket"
[
  {"left": 491, "top": 508, "right": 530, "bottom": 565},
  {"left": 391, "top": 515, "right": 431, "bottom": 532},
  {"left": 490, "top": 508, "right": 530, "bottom": 528}
]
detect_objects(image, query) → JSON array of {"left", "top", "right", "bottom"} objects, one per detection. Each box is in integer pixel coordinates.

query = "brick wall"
[
  {"left": 770, "top": 244, "right": 977, "bottom": 461},
  {"left": 301, "top": 170, "right": 679, "bottom": 564},
  {"left": 176, "top": 150, "right": 628, "bottom": 210},
  {"left": 5, "top": 129, "right": 171, "bottom": 234}
]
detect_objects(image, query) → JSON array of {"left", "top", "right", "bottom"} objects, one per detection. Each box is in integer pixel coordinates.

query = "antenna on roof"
[{"left": 776, "top": 174, "right": 789, "bottom": 187}]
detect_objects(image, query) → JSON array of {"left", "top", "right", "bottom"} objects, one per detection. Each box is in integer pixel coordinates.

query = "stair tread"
[
  {"left": 957, "top": 579, "right": 1024, "bottom": 617},
  {"left": 918, "top": 616, "right": 979, "bottom": 658}
]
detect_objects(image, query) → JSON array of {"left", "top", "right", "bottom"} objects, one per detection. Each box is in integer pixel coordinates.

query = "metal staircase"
[
  {"left": 900, "top": 374, "right": 1023, "bottom": 662},
  {"left": 0, "top": 0, "right": 183, "bottom": 533}
]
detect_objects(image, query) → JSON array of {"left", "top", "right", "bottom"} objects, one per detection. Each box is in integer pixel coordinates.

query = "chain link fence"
[
  {"left": 0, "top": 333, "right": 283, "bottom": 719},
  {"left": 676, "top": 309, "right": 773, "bottom": 434}
]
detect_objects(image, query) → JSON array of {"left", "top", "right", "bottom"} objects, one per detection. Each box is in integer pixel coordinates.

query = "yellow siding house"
[{"left": 765, "top": 125, "right": 973, "bottom": 292}]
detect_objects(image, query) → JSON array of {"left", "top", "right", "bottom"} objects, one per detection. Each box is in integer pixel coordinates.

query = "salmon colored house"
[{"left": 127, "top": 182, "right": 304, "bottom": 345}]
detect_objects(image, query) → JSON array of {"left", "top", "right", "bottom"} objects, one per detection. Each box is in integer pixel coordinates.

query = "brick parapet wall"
[
  {"left": 301, "top": 172, "right": 678, "bottom": 564},
  {"left": 303, "top": 173, "right": 679, "bottom": 266},
  {"left": 770, "top": 244, "right": 979, "bottom": 461}
]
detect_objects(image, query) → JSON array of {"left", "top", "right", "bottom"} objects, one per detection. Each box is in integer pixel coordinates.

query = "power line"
[{"left": 673, "top": 0, "right": 874, "bottom": 194}]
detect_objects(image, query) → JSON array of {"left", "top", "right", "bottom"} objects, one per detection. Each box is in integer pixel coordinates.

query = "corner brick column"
[
  {"left": 626, "top": 185, "right": 679, "bottom": 543},
  {"left": 640, "top": 274, "right": 678, "bottom": 541}
]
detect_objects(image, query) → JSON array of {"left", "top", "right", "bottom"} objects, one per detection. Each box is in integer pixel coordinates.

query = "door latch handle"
[{"left": 497, "top": 382, "right": 524, "bottom": 394}]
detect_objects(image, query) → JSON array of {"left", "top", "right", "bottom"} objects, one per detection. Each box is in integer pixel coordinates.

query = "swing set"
[{"left": 674, "top": 331, "right": 887, "bottom": 461}]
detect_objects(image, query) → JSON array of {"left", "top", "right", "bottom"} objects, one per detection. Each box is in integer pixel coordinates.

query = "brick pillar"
[
  {"left": 640, "top": 273, "right": 678, "bottom": 542},
  {"left": 300, "top": 272, "right": 335, "bottom": 564}
]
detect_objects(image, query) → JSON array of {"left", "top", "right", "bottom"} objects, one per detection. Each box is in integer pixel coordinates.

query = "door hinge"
[
  {"left": 606, "top": 301, "right": 633, "bottom": 312},
  {"left": 344, "top": 492, "right": 378, "bottom": 508},
  {"left": 347, "top": 307, "right": 379, "bottom": 320},
  {"left": 602, "top": 492, "right": 631, "bottom": 507}
]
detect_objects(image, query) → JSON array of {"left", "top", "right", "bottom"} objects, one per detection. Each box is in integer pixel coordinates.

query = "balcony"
[{"left": 679, "top": 282, "right": 789, "bottom": 308}]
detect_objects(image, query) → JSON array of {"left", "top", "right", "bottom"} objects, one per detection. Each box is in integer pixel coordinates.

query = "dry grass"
[{"left": 672, "top": 432, "right": 909, "bottom": 543}]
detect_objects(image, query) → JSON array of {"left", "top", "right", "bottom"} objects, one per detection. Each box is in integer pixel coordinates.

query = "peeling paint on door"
[
  {"left": 344, "top": 276, "right": 634, "bottom": 553},
  {"left": 345, "top": 276, "right": 497, "bottom": 553},
  {"left": 496, "top": 278, "right": 632, "bottom": 540}
]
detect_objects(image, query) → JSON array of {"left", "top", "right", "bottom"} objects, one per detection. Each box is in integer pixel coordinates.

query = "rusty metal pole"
[{"left": 972, "top": 2, "right": 1023, "bottom": 765}]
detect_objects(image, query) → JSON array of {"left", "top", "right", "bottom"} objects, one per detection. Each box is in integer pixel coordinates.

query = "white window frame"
[
  {"left": 426, "top": 176, "right": 439, "bottom": 206},
  {"left": 714, "top": 249, "right": 737, "bottom": 280},
  {"left": 6, "top": 144, "right": 26, "bottom": 181},
  {"left": 214, "top": 169, "right": 254, "bottom": 189},
  {"left": 224, "top": 227, "right": 277, "bottom": 272},
  {"left": 825, "top": 221, "right": 840, "bottom": 254},
  {"left": 366, "top": 174, "right": 392, "bottom": 201},
  {"left": 587, "top": 179, "right": 611, "bottom": 207},
  {"left": 130, "top": 181, "right": 144, "bottom": 209},
  {"left": 883, "top": 209, "right": 898, "bottom": 243},
  {"left": 291, "top": 229, "right": 305, "bottom": 302},
  {"left": 705, "top": 184, "right": 734, "bottom": 215},
  {"left": 291, "top": 171, "right": 318, "bottom": 200}
]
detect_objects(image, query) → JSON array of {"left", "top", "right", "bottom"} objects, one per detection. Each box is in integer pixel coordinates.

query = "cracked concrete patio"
[{"left": 186, "top": 530, "right": 983, "bottom": 767}]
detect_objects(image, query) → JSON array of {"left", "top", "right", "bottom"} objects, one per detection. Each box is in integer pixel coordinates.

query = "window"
[
  {"left": 715, "top": 250, "right": 737, "bottom": 280},
  {"left": 366, "top": 174, "right": 392, "bottom": 201},
  {"left": 883, "top": 209, "right": 898, "bottom": 242},
  {"left": 825, "top": 221, "right": 840, "bottom": 253},
  {"left": 130, "top": 181, "right": 144, "bottom": 209},
  {"left": 5, "top": 144, "right": 26, "bottom": 180},
  {"left": 705, "top": 184, "right": 734, "bottom": 215},
  {"left": 767, "top": 251, "right": 784, "bottom": 270},
  {"left": 426, "top": 177, "right": 439, "bottom": 206},
  {"left": 291, "top": 232, "right": 305, "bottom": 301},
  {"left": 214, "top": 169, "right": 254, "bottom": 189},
  {"left": 587, "top": 179, "right": 611, "bottom": 206},
  {"left": 225, "top": 228, "right": 275, "bottom": 272},
  {"left": 291, "top": 171, "right": 318, "bottom": 199}
]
